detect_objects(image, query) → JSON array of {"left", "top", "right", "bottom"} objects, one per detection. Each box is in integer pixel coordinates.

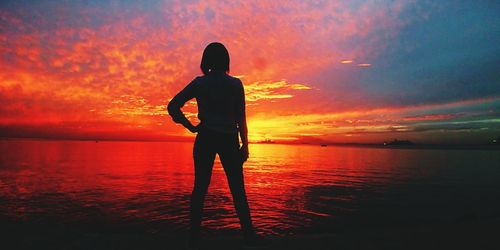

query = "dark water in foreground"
[{"left": 0, "top": 140, "right": 499, "bottom": 236}]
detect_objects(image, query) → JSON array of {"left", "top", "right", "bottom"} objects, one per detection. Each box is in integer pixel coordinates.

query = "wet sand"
[{"left": 3, "top": 218, "right": 499, "bottom": 250}]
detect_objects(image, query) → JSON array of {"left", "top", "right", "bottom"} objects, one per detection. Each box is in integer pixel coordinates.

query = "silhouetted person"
[{"left": 167, "top": 42, "right": 270, "bottom": 249}]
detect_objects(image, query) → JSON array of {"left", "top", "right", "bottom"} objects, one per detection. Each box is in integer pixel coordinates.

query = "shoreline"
[{"left": 3, "top": 218, "right": 499, "bottom": 249}]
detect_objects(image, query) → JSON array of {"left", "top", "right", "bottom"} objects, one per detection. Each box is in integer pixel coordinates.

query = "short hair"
[{"left": 200, "top": 42, "right": 230, "bottom": 75}]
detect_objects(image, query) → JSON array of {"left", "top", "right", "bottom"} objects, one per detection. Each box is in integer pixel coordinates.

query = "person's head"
[{"left": 200, "top": 42, "right": 230, "bottom": 75}]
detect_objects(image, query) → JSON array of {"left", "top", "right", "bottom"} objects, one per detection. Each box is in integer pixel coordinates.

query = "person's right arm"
[
  {"left": 167, "top": 79, "right": 198, "bottom": 133},
  {"left": 237, "top": 80, "right": 249, "bottom": 162}
]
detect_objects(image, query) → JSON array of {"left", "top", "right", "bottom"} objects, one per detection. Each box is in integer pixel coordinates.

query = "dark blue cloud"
[{"left": 360, "top": 1, "right": 500, "bottom": 106}]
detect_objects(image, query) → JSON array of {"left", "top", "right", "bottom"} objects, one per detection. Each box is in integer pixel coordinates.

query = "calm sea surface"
[{"left": 1, "top": 140, "right": 499, "bottom": 236}]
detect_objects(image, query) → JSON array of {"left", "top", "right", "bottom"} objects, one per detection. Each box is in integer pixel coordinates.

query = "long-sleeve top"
[{"left": 167, "top": 72, "right": 246, "bottom": 134}]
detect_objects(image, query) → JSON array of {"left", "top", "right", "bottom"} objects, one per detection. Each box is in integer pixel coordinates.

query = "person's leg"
[
  {"left": 190, "top": 131, "right": 216, "bottom": 240},
  {"left": 218, "top": 132, "right": 272, "bottom": 247},
  {"left": 218, "top": 133, "right": 254, "bottom": 235}
]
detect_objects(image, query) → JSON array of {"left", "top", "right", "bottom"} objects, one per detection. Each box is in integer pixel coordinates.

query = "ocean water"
[{"left": 0, "top": 140, "right": 499, "bottom": 236}]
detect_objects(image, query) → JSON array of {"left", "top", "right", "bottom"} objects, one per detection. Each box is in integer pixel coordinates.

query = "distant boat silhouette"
[
  {"left": 386, "top": 139, "right": 414, "bottom": 146},
  {"left": 259, "top": 138, "right": 275, "bottom": 144},
  {"left": 320, "top": 144, "right": 327, "bottom": 147}
]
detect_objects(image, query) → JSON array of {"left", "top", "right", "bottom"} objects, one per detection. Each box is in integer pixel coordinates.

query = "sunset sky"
[{"left": 1, "top": 0, "right": 499, "bottom": 144}]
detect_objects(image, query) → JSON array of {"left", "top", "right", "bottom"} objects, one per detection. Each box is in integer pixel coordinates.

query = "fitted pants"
[{"left": 190, "top": 127, "right": 253, "bottom": 236}]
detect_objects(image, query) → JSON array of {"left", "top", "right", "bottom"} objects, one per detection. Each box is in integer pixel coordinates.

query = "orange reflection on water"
[{"left": 3, "top": 139, "right": 491, "bottom": 235}]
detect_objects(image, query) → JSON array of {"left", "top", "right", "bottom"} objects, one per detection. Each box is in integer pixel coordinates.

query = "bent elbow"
[
  {"left": 167, "top": 100, "right": 180, "bottom": 115},
  {"left": 167, "top": 102, "right": 180, "bottom": 122},
  {"left": 166, "top": 102, "right": 174, "bottom": 115}
]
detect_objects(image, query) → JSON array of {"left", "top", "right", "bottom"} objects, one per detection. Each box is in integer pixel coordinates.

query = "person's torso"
[{"left": 194, "top": 72, "right": 242, "bottom": 133}]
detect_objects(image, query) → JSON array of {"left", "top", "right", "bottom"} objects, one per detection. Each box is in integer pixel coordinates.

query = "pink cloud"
[{"left": 0, "top": 1, "right": 420, "bottom": 140}]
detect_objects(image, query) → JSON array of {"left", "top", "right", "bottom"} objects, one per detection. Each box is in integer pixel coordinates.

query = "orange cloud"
[
  {"left": 246, "top": 97, "right": 500, "bottom": 143},
  {"left": 0, "top": 1, "right": 434, "bottom": 142},
  {"left": 244, "top": 79, "right": 311, "bottom": 102}
]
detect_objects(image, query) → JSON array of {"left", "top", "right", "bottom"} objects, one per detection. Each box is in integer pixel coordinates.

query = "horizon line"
[{"left": 2, "top": 136, "right": 499, "bottom": 149}]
